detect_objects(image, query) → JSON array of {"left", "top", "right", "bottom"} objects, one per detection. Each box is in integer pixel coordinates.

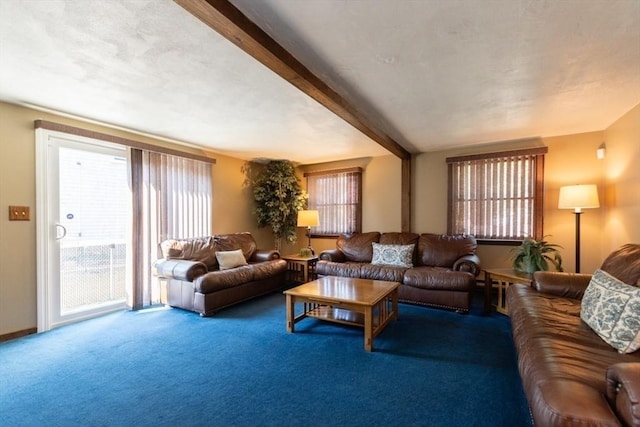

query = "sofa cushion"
[
  {"left": 379, "top": 232, "right": 419, "bottom": 246},
  {"left": 160, "top": 236, "right": 218, "bottom": 270},
  {"left": 250, "top": 259, "right": 288, "bottom": 281},
  {"left": 371, "top": 243, "right": 414, "bottom": 268},
  {"left": 316, "top": 261, "right": 363, "bottom": 278},
  {"left": 601, "top": 243, "right": 640, "bottom": 286},
  {"left": 403, "top": 266, "right": 475, "bottom": 291},
  {"left": 359, "top": 263, "right": 407, "bottom": 282},
  {"left": 418, "top": 233, "right": 477, "bottom": 267},
  {"left": 216, "top": 249, "right": 248, "bottom": 270},
  {"left": 336, "top": 232, "right": 380, "bottom": 262},
  {"left": 581, "top": 269, "right": 640, "bottom": 354},
  {"left": 214, "top": 232, "right": 257, "bottom": 261},
  {"left": 194, "top": 265, "right": 255, "bottom": 293}
]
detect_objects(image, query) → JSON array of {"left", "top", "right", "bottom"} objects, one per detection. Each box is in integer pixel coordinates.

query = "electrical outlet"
[{"left": 9, "top": 206, "right": 30, "bottom": 221}]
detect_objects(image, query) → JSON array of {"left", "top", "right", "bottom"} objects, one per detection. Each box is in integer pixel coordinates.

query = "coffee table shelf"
[{"left": 303, "top": 305, "right": 366, "bottom": 327}]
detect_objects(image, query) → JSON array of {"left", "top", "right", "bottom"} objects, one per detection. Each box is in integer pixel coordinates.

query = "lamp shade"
[
  {"left": 558, "top": 185, "right": 600, "bottom": 212},
  {"left": 297, "top": 210, "right": 319, "bottom": 227}
]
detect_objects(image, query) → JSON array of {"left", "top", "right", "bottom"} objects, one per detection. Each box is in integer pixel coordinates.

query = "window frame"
[
  {"left": 304, "top": 167, "right": 363, "bottom": 238},
  {"left": 446, "top": 148, "right": 547, "bottom": 244}
]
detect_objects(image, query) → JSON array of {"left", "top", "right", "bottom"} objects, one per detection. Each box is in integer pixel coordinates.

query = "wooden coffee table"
[{"left": 284, "top": 276, "right": 399, "bottom": 351}]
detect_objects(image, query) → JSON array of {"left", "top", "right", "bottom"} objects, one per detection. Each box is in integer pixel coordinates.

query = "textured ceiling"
[{"left": 0, "top": 0, "right": 638, "bottom": 164}]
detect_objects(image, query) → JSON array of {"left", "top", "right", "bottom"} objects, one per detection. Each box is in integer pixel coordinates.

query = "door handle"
[{"left": 56, "top": 224, "right": 67, "bottom": 240}]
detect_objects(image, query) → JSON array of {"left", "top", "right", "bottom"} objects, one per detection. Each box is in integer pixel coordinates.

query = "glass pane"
[{"left": 58, "top": 147, "right": 128, "bottom": 314}]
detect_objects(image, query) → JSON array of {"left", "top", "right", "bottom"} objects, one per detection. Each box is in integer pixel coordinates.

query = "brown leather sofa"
[
  {"left": 507, "top": 244, "right": 640, "bottom": 427},
  {"left": 317, "top": 232, "right": 481, "bottom": 312},
  {"left": 153, "top": 232, "right": 287, "bottom": 316}
]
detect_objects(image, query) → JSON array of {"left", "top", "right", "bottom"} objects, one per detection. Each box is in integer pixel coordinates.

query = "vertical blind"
[
  {"left": 131, "top": 149, "right": 212, "bottom": 308},
  {"left": 306, "top": 168, "right": 362, "bottom": 235},
  {"left": 447, "top": 148, "right": 546, "bottom": 240}
]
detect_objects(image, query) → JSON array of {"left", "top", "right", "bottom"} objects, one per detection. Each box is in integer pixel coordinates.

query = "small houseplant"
[
  {"left": 244, "top": 160, "right": 307, "bottom": 251},
  {"left": 511, "top": 236, "right": 563, "bottom": 274}
]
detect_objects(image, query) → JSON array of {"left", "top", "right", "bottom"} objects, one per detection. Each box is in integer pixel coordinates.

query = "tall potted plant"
[
  {"left": 245, "top": 160, "right": 307, "bottom": 251},
  {"left": 511, "top": 236, "right": 563, "bottom": 274}
]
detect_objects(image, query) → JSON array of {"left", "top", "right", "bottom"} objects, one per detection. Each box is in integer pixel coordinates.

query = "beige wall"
[
  {"left": 0, "top": 101, "right": 260, "bottom": 336},
  {"left": 603, "top": 103, "right": 640, "bottom": 250},
  {"left": 299, "top": 155, "right": 402, "bottom": 254},
  {"left": 542, "top": 131, "right": 606, "bottom": 273},
  {"left": 413, "top": 104, "right": 639, "bottom": 275}
]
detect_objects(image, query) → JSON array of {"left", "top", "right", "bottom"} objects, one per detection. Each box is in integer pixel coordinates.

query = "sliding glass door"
[{"left": 37, "top": 131, "right": 131, "bottom": 331}]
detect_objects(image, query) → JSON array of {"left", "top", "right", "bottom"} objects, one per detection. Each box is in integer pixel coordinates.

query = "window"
[
  {"left": 305, "top": 167, "right": 362, "bottom": 236},
  {"left": 447, "top": 148, "right": 547, "bottom": 242}
]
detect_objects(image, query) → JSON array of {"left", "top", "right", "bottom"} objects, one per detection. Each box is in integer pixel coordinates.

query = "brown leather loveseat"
[
  {"left": 507, "top": 244, "right": 640, "bottom": 426},
  {"left": 153, "top": 232, "right": 287, "bottom": 316},
  {"left": 317, "top": 232, "right": 481, "bottom": 312}
]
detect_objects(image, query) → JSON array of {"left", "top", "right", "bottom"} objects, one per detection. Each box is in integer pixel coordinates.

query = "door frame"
[{"left": 35, "top": 128, "right": 130, "bottom": 332}]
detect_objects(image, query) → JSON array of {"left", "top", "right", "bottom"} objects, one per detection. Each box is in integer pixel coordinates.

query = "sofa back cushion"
[
  {"left": 214, "top": 232, "right": 257, "bottom": 262},
  {"left": 337, "top": 232, "right": 381, "bottom": 262},
  {"left": 159, "top": 232, "right": 259, "bottom": 270},
  {"left": 600, "top": 243, "right": 640, "bottom": 286},
  {"left": 418, "top": 233, "right": 477, "bottom": 267},
  {"left": 160, "top": 236, "right": 218, "bottom": 270}
]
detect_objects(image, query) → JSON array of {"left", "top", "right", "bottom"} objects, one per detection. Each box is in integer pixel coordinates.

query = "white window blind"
[
  {"left": 305, "top": 168, "right": 362, "bottom": 235},
  {"left": 131, "top": 150, "right": 212, "bottom": 307},
  {"left": 447, "top": 148, "right": 546, "bottom": 241}
]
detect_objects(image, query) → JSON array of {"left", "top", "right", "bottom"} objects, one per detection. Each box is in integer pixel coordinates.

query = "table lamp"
[{"left": 297, "top": 210, "right": 319, "bottom": 255}]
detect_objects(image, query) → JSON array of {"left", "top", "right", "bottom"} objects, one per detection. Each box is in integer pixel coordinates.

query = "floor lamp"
[
  {"left": 297, "top": 210, "right": 319, "bottom": 255},
  {"left": 558, "top": 184, "right": 600, "bottom": 273}
]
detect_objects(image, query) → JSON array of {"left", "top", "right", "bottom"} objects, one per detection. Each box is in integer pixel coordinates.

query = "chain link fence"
[{"left": 60, "top": 241, "right": 127, "bottom": 313}]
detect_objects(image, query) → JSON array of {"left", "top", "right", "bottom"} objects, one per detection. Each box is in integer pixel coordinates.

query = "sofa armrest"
[
  {"left": 153, "top": 259, "right": 208, "bottom": 282},
  {"left": 533, "top": 271, "right": 592, "bottom": 299},
  {"left": 250, "top": 249, "right": 280, "bottom": 262},
  {"left": 453, "top": 254, "right": 481, "bottom": 276},
  {"left": 319, "top": 249, "right": 346, "bottom": 262},
  {"left": 606, "top": 363, "right": 640, "bottom": 427}
]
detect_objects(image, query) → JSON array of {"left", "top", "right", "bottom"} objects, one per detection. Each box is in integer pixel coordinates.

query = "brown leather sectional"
[
  {"left": 507, "top": 244, "right": 640, "bottom": 426},
  {"left": 317, "top": 232, "right": 481, "bottom": 312},
  {"left": 153, "top": 232, "right": 287, "bottom": 316}
]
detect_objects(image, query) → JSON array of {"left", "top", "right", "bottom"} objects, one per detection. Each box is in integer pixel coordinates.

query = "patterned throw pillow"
[
  {"left": 580, "top": 269, "right": 640, "bottom": 354},
  {"left": 371, "top": 243, "right": 414, "bottom": 268}
]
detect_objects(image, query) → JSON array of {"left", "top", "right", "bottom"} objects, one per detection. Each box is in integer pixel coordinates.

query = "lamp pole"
[{"left": 574, "top": 210, "right": 582, "bottom": 273}]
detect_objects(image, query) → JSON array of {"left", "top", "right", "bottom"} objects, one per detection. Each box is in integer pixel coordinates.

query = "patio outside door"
[{"left": 36, "top": 131, "right": 131, "bottom": 331}]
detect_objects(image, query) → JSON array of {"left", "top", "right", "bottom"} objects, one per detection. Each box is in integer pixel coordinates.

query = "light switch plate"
[{"left": 9, "top": 206, "right": 30, "bottom": 221}]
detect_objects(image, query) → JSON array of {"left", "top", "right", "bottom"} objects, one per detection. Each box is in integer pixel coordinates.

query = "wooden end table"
[
  {"left": 484, "top": 268, "right": 534, "bottom": 315},
  {"left": 284, "top": 276, "right": 399, "bottom": 352},
  {"left": 282, "top": 254, "right": 318, "bottom": 283}
]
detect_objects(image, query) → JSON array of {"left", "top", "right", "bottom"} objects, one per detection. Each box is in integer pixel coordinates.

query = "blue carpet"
[{"left": 0, "top": 292, "right": 531, "bottom": 427}]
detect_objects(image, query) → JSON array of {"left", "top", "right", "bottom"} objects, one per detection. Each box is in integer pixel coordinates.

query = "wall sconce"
[
  {"left": 558, "top": 184, "right": 600, "bottom": 273},
  {"left": 297, "top": 210, "right": 319, "bottom": 255},
  {"left": 596, "top": 142, "right": 606, "bottom": 160}
]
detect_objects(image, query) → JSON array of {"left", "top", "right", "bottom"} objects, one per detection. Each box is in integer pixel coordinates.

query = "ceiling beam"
[{"left": 174, "top": 0, "right": 411, "bottom": 160}]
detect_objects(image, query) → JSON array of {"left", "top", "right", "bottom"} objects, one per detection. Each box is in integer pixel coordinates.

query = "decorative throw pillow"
[
  {"left": 580, "top": 269, "right": 640, "bottom": 354},
  {"left": 215, "top": 249, "right": 248, "bottom": 270},
  {"left": 371, "top": 243, "right": 414, "bottom": 268}
]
